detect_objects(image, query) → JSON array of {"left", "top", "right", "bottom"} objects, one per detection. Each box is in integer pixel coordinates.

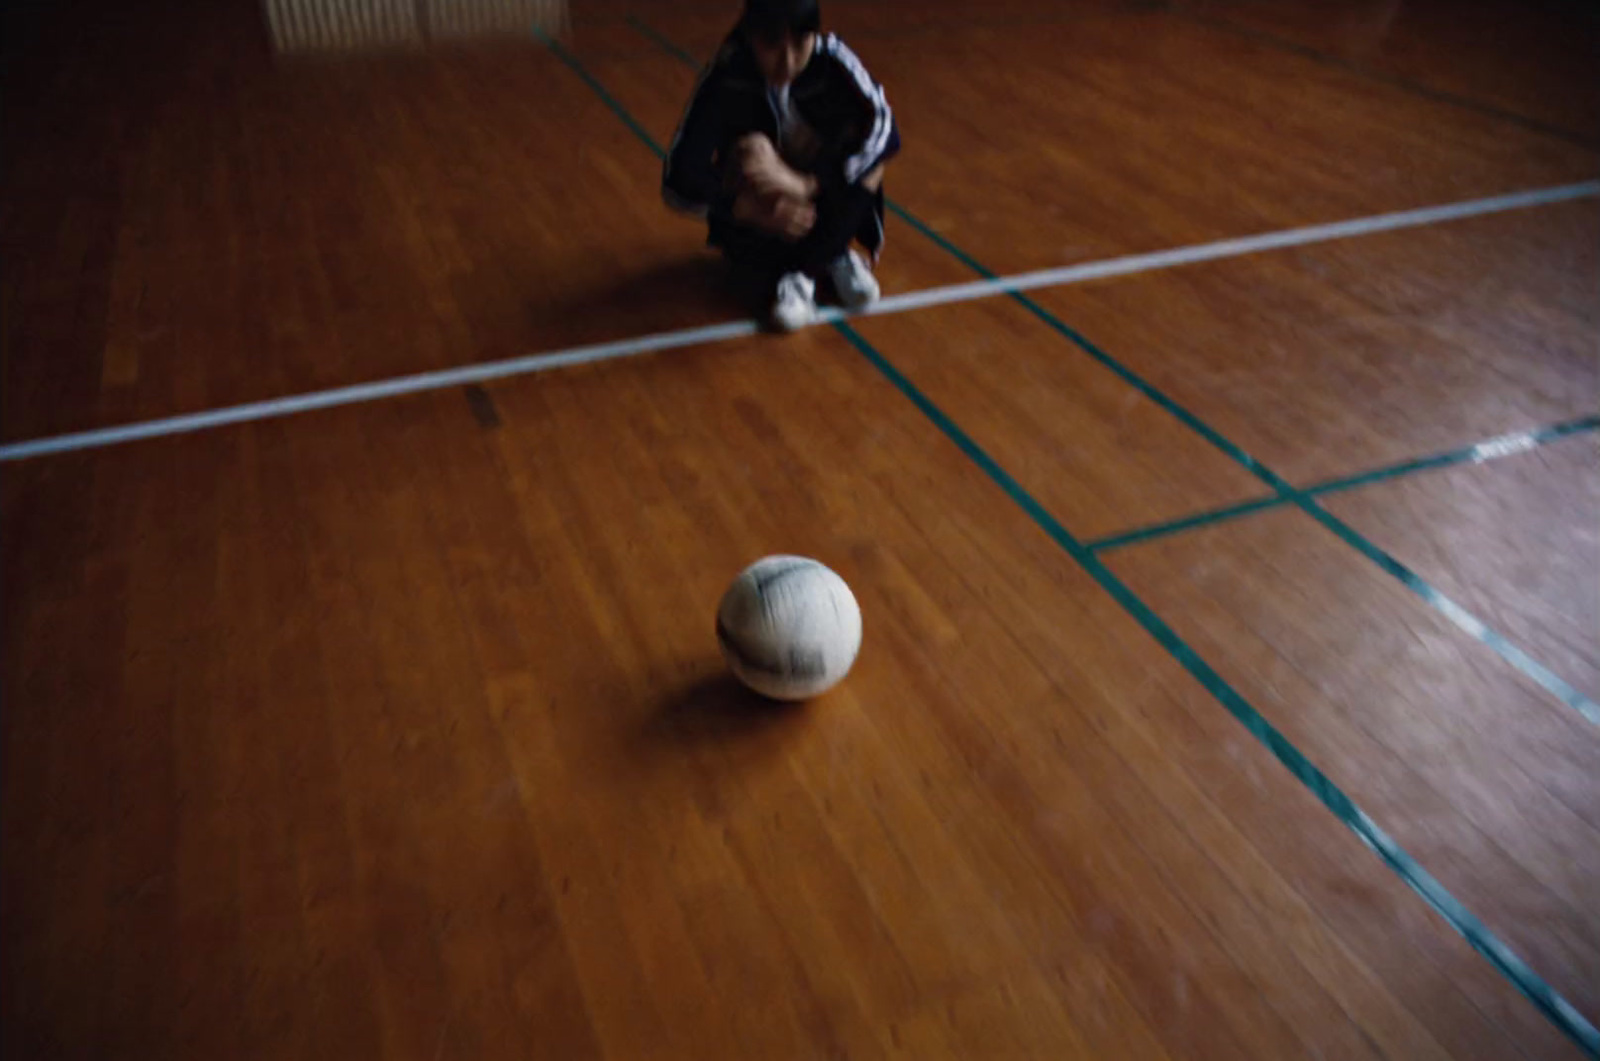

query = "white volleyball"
[{"left": 716, "top": 555, "right": 863, "bottom": 701}]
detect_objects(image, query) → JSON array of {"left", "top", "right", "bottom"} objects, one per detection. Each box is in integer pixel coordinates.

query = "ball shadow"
[{"left": 638, "top": 671, "right": 809, "bottom": 751}]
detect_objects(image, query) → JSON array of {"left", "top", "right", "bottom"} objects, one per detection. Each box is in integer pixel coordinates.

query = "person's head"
[{"left": 741, "top": 0, "right": 820, "bottom": 87}]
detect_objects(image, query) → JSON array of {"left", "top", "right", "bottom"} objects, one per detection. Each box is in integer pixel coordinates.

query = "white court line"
[
  {"left": 0, "top": 319, "right": 759, "bottom": 461},
  {"left": 3, "top": 179, "right": 1596, "bottom": 463},
  {"left": 856, "top": 180, "right": 1600, "bottom": 317}
]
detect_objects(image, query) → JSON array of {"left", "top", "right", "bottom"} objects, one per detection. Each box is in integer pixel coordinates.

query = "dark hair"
[{"left": 741, "top": 0, "right": 821, "bottom": 41}]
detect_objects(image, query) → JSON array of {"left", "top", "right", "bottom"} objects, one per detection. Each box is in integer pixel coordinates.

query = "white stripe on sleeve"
[{"left": 823, "top": 34, "right": 893, "bottom": 183}]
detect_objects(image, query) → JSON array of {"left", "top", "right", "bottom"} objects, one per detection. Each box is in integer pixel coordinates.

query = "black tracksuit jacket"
[{"left": 662, "top": 30, "right": 902, "bottom": 259}]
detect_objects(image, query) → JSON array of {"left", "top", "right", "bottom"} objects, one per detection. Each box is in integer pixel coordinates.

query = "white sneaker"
[
  {"left": 828, "top": 248, "right": 880, "bottom": 310},
  {"left": 771, "top": 271, "right": 817, "bottom": 332}
]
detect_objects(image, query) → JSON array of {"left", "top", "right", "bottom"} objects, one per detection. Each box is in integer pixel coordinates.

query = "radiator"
[{"left": 263, "top": 0, "right": 570, "bottom": 53}]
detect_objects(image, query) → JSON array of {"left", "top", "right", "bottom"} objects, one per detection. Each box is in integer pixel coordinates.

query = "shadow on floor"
[{"left": 638, "top": 671, "right": 808, "bottom": 750}]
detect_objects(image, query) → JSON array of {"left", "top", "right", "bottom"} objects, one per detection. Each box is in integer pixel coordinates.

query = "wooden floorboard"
[
  {"left": 849, "top": 298, "right": 1273, "bottom": 540},
  {"left": 5, "top": 0, "right": 1598, "bottom": 1057},
  {"left": 1173, "top": 0, "right": 1600, "bottom": 143},
  {"left": 3, "top": 329, "right": 1581, "bottom": 1058},
  {"left": 1321, "top": 432, "right": 1600, "bottom": 704},
  {"left": 0, "top": 32, "right": 754, "bottom": 440},
  {"left": 1025, "top": 200, "right": 1600, "bottom": 488},
  {"left": 1108, "top": 507, "right": 1600, "bottom": 1019}
]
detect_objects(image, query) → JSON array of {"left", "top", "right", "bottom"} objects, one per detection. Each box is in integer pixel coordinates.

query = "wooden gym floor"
[{"left": 3, "top": 0, "right": 1598, "bottom": 1057}]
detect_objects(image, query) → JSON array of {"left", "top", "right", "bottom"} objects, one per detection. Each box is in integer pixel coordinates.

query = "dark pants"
[{"left": 707, "top": 182, "right": 882, "bottom": 288}]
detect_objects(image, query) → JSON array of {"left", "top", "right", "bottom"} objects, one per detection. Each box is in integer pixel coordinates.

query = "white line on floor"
[
  {"left": 1, "top": 320, "right": 760, "bottom": 461},
  {"left": 860, "top": 180, "right": 1600, "bottom": 316},
  {"left": 4, "top": 179, "right": 1595, "bottom": 462}
]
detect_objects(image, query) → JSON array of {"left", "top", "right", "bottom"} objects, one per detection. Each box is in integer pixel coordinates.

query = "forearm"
[{"left": 740, "top": 140, "right": 819, "bottom": 202}]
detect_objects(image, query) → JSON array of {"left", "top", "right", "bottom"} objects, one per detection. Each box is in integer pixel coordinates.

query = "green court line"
[
  {"left": 1088, "top": 493, "right": 1284, "bottom": 553},
  {"left": 1088, "top": 414, "right": 1600, "bottom": 552},
  {"left": 627, "top": 14, "right": 699, "bottom": 66},
  {"left": 545, "top": 28, "right": 1600, "bottom": 1057},
  {"left": 538, "top": 27, "right": 663, "bottom": 153},
  {"left": 626, "top": 17, "right": 1600, "bottom": 731}
]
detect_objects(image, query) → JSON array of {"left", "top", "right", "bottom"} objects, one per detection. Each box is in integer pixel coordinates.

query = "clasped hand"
[{"left": 730, "top": 134, "right": 818, "bottom": 241}]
